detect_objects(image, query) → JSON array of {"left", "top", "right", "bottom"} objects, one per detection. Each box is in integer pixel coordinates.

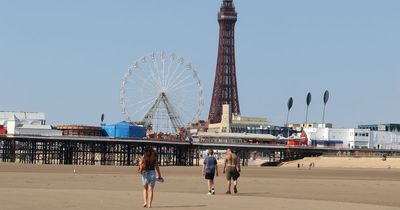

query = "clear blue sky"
[{"left": 1, "top": 0, "right": 399, "bottom": 127}]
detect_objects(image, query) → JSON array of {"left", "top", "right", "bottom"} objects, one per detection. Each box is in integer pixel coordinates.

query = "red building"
[{"left": 0, "top": 125, "right": 7, "bottom": 135}]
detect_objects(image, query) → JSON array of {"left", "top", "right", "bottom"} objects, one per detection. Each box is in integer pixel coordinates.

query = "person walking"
[
  {"left": 138, "top": 147, "right": 163, "bottom": 208},
  {"left": 202, "top": 149, "right": 218, "bottom": 195},
  {"left": 223, "top": 148, "right": 241, "bottom": 194}
]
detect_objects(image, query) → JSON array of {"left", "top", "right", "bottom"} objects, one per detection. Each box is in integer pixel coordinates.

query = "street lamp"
[
  {"left": 286, "top": 97, "right": 293, "bottom": 137},
  {"left": 322, "top": 90, "right": 329, "bottom": 125},
  {"left": 305, "top": 92, "right": 312, "bottom": 124}
]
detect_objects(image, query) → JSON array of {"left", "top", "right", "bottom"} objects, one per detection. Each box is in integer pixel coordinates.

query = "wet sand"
[{"left": 1, "top": 163, "right": 400, "bottom": 210}]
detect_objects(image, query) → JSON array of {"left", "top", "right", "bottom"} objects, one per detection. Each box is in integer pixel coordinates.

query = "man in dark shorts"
[
  {"left": 223, "top": 148, "right": 241, "bottom": 194},
  {"left": 202, "top": 149, "right": 218, "bottom": 195}
]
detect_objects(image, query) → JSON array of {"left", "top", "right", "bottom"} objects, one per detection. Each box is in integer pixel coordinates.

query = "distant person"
[
  {"left": 297, "top": 163, "right": 300, "bottom": 168},
  {"left": 223, "top": 149, "right": 241, "bottom": 194},
  {"left": 138, "top": 147, "right": 163, "bottom": 208},
  {"left": 203, "top": 149, "right": 219, "bottom": 195}
]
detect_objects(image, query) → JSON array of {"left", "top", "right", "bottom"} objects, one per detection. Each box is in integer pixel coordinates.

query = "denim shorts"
[{"left": 141, "top": 170, "right": 156, "bottom": 186}]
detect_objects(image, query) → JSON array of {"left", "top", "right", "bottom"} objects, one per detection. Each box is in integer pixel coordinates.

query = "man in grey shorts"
[{"left": 223, "top": 148, "right": 241, "bottom": 194}]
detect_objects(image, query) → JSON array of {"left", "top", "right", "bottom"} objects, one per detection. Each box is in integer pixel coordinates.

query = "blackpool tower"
[{"left": 208, "top": 0, "right": 240, "bottom": 124}]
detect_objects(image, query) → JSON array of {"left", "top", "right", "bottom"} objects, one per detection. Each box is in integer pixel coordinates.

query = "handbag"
[{"left": 234, "top": 168, "right": 240, "bottom": 178}]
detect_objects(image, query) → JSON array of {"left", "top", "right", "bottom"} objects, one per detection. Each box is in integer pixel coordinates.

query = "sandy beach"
[
  {"left": 1, "top": 161, "right": 400, "bottom": 210},
  {"left": 281, "top": 156, "right": 400, "bottom": 169}
]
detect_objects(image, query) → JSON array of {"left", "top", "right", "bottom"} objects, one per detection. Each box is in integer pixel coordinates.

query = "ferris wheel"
[{"left": 120, "top": 51, "right": 204, "bottom": 134}]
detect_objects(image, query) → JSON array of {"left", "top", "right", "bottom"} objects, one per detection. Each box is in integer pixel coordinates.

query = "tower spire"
[{"left": 208, "top": 0, "right": 240, "bottom": 124}]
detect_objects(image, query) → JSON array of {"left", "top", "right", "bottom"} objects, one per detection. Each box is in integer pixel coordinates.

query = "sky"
[{"left": 0, "top": 0, "right": 399, "bottom": 128}]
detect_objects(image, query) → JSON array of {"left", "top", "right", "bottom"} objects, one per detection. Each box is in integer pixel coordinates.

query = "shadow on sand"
[
  {"left": 237, "top": 192, "right": 271, "bottom": 197},
  {"left": 153, "top": 205, "right": 207, "bottom": 208}
]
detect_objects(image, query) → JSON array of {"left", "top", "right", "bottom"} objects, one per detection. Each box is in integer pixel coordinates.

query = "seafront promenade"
[{"left": 1, "top": 163, "right": 400, "bottom": 210}]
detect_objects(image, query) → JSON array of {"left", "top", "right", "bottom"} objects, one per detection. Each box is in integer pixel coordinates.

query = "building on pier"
[
  {"left": 207, "top": 104, "right": 270, "bottom": 134},
  {"left": 287, "top": 123, "right": 333, "bottom": 130},
  {"left": 102, "top": 121, "right": 146, "bottom": 138},
  {"left": 358, "top": 124, "right": 400, "bottom": 132},
  {"left": 359, "top": 124, "right": 400, "bottom": 149},
  {"left": 197, "top": 131, "right": 276, "bottom": 144},
  {"left": 300, "top": 123, "right": 400, "bottom": 149},
  {"left": 303, "top": 127, "right": 370, "bottom": 148},
  {"left": 369, "top": 131, "right": 400, "bottom": 150},
  {"left": 0, "top": 111, "right": 46, "bottom": 126},
  {"left": 2, "top": 112, "right": 62, "bottom": 136},
  {"left": 57, "top": 125, "right": 104, "bottom": 136},
  {"left": 285, "top": 123, "right": 370, "bottom": 148},
  {"left": 0, "top": 125, "right": 7, "bottom": 134}
]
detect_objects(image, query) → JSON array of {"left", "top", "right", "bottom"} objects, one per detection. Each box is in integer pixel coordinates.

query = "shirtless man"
[{"left": 223, "top": 149, "right": 241, "bottom": 194}]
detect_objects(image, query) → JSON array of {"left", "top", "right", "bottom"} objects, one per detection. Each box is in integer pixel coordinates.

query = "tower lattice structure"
[{"left": 208, "top": 0, "right": 240, "bottom": 124}]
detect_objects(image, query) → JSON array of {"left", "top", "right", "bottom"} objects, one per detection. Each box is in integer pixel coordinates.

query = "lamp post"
[
  {"left": 322, "top": 90, "right": 329, "bottom": 125},
  {"left": 101, "top": 113, "right": 105, "bottom": 126},
  {"left": 286, "top": 97, "right": 293, "bottom": 137},
  {"left": 305, "top": 92, "right": 312, "bottom": 124}
]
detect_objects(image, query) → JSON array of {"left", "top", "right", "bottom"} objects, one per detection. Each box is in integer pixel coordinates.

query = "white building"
[
  {"left": 0, "top": 111, "right": 45, "bottom": 126},
  {"left": 304, "top": 127, "right": 370, "bottom": 148},
  {"left": 287, "top": 123, "right": 333, "bottom": 130},
  {"left": 369, "top": 131, "right": 400, "bottom": 150},
  {"left": 2, "top": 112, "right": 62, "bottom": 137},
  {"left": 358, "top": 124, "right": 400, "bottom": 149}
]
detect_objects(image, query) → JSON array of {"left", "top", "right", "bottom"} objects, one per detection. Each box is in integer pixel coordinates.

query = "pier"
[
  {"left": 1, "top": 135, "right": 399, "bottom": 166},
  {"left": 0, "top": 136, "right": 197, "bottom": 166}
]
